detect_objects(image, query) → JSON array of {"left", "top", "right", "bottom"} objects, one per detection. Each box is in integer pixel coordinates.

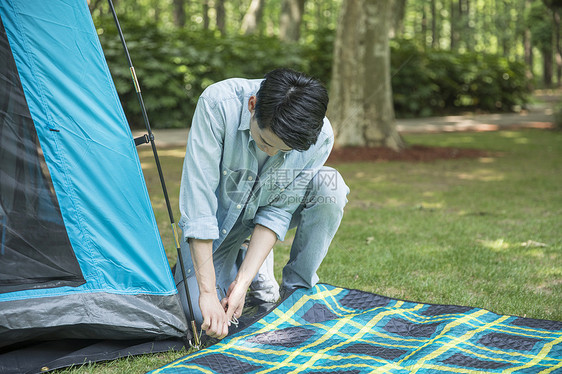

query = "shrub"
[{"left": 391, "top": 39, "right": 531, "bottom": 117}]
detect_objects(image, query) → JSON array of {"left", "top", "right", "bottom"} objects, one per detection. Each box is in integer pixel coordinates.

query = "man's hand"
[
  {"left": 221, "top": 224, "right": 277, "bottom": 323},
  {"left": 199, "top": 291, "right": 229, "bottom": 339},
  {"left": 222, "top": 280, "right": 247, "bottom": 324}
]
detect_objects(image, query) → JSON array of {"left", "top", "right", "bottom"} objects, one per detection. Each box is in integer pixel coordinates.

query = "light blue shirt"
[{"left": 178, "top": 78, "right": 334, "bottom": 252}]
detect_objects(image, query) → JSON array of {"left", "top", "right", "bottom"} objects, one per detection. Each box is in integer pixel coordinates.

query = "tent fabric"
[
  {"left": 151, "top": 284, "right": 562, "bottom": 374},
  {"left": 0, "top": 0, "right": 188, "bottom": 352},
  {"left": 0, "top": 14, "right": 85, "bottom": 294}
]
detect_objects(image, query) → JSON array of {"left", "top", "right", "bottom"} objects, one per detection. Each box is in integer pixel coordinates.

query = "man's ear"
[{"left": 248, "top": 95, "right": 256, "bottom": 112}]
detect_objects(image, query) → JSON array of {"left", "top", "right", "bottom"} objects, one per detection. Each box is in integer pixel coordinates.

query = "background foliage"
[
  {"left": 391, "top": 40, "right": 530, "bottom": 117},
  {"left": 92, "top": 0, "right": 559, "bottom": 128},
  {"left": 97, "top": 15, "right": 329, "bottom": 128}
]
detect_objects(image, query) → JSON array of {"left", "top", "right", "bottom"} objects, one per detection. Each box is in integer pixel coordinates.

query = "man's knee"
[{"left": 310, "top": 167, "right": 349, "bottom": 212}]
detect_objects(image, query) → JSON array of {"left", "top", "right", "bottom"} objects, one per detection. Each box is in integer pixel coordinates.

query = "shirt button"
[
  {"left": 248, "top": 176, "right": 253, "bottom": 181},
  {"left": 223, "top": 170, "right": 227, "bottom": 175},
  {"left": 236, "top": 204, "right": 242, "bottom": 209},
  {"left": 222, "top": 229, "right": 227, "bottom": 234},
  {"left": 280, "top": 188, "right": 285, "bottom": 192},
  {"left": 187, "top": 269, "right": 191, "bottom": 274}
]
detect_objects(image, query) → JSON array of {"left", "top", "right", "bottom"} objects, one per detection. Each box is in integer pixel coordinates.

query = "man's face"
[{"left": 250, "top": 116, "right": 291, "bottom": 156}]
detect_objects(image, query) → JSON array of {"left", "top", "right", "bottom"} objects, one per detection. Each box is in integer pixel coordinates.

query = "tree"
[
  {"left": 430, "top": 0, "right": 437, "bottom": 48},
  {"left": 328, "top": 0, "right": 405, "bottom": 150},
  {"left": 390, "top": 0, "right": 407, "bottom": 38},
  {"left": 544, "top": 0, "right": 562, "bottom": 86},
  {"left": 216, "top": 0, "right": 226, "bottom": 35},
  {"left": 524, "top": 0, "right": 535, "bottom": 86},
  {"left": 528, "top": 1, "right": 555, "bottom": 86},
  {"left": 203, "top": 0, "right": 210, "bottom": 30},
  {"left": 173, "top": 0, "right": 186, "bottom": 28},
  {"left": 241, "top": 0, "right": 265, "bottom": 35},
  {"left": 279, "top": 0, "right": 305, "bottom": 42}
]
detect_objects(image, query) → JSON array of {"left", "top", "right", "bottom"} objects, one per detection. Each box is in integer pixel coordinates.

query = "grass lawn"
[{"left": 61, "top": 129, "right": 561, "bottom": 373}]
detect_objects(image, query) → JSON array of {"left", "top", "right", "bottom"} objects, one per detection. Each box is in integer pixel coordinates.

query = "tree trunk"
[
  {"left": 328, "top": 0, "right": 405, "bottom": 150},
  {"left": 390, "top": 0, "right": 407, "bottom": 38},
  {"left": 524, "top": 0, "right": 533, "bottom": 66},
  {"left": 524, "top": 0, "right": 534, "bottom": 88},
  {"left": 279, "top": 0, "right": 305, "bottom": 42},
  {"left": 450, "top": 0, "right": 456, "bottom": 50},
  {"left": 173, "top": 0, "right": 186, "bottom": 28},
  {"left": 462, "top": 0, "right": 473, "bottom": 51},
  {"left": 431, "top": 0, "right": 437, "bottom": 48},
  {"left": 554, "top": 7, "right": 562, "bottom": 86},
  {"left": 328, "top": 0, "right": 364, "bottom": 146},
  {"left": 362, "top": 0, "right": 405, "bottom": 150},
  {"left": 152, "top": 0, "right": 160, "bottom": 23},
  {"left": 216, "top": 0, "right": 226, "bottom": 34},
  {"left": 502, "top": 0, "right": 509, "bottom": 56},
  {"left": 543, "top": 47, "right": 554, "bottom": 87},
  {"left": 241, "top": 0, "right": 265, "bottom": 35},
  {"left": 203, "top": 0, "right": 210, "bottom": 30},
  {"left": 421, "top": 4, "right": 428, "bottom": 48}
]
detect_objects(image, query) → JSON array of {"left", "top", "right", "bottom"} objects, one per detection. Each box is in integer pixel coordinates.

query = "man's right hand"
[{"left": 199, "top": 291, "right": 229, "bottom": 339}]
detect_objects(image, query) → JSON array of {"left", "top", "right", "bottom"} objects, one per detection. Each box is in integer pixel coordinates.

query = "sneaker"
[{"left": 249, "top": 250, "right": 280, "bottom": 303}]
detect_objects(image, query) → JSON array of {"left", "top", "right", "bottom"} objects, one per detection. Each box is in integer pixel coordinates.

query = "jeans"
[{"left": 174, "top": 166, "right": 349, "bottom": 324}]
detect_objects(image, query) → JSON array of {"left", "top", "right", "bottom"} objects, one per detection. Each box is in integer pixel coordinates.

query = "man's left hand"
[{"left": 222, "top": 280, "right": 246, "bottom": 324}]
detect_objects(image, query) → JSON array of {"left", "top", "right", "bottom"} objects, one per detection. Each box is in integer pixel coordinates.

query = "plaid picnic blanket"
[{"left": 151, "top": 284, "right": 562, "bottom": 373}]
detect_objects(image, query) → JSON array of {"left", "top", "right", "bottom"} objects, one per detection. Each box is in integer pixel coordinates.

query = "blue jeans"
[{"left": 174, "top": 166, "right": 349, "bottom": 324}]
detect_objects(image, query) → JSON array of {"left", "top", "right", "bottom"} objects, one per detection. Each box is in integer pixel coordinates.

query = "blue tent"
[{"left": 0, "top": 0, "right": 188, "bottom": 370}]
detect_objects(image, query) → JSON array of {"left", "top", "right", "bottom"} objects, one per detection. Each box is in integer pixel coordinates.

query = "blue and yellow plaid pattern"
[{"left": 152, "top": 284, "right": 562, "bottom": 373}]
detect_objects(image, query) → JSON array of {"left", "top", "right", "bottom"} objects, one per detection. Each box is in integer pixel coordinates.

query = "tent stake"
[{"left": 106, "top": 0, "right": 200, "bottom": 349}]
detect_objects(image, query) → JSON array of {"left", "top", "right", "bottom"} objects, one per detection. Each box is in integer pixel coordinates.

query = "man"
[{"left": 175, "top": 68, "right": 349, "bottom": 339}]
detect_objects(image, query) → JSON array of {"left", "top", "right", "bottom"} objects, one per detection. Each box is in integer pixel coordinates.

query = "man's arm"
[
  {"left": 189, "top": 238, "right": 229, "bottom": 339},
  {"left": 179, "top": 95, "right": 226, "bottom": 337},
  {"left": 223, "top": 224, "right": 277, "bottom": 322}
]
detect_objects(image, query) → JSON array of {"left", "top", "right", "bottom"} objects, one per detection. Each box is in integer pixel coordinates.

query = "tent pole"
[{"left": 106, "top": 0, "right": 200, "bottom": 349}]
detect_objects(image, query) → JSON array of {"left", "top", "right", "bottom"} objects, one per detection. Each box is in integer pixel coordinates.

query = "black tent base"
[
  {"left": 0, "top": 295, "right": 279, "bottom": 374},
  {"left": 0, "top": 338, "right": 186, "bottom": 374}
]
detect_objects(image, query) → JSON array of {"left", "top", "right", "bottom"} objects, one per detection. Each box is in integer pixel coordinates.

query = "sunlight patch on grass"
[
  {"left": 156, "top": 149, "right": 186, "bottom": 158},
  {"left": 416, "top": 202, "right": 444, "bottom": 210},
  {"left": 384, "top": 197, "right": 409, "bottom": 207},
  {"left": 499, "top": 131, "right": 524, "bottom": 138},
  {"left": 451, "top": 135, "right": 476, "bottom": 144},
  {"left": 523, "top": 248, "right": 547, "bottom": 259},
  {"left": 138, "top": 149, "right": 154, "bottom": 157},
  {"left": 455, "top": 168, "right": 505, "bottom": 181},
  {"left": 477, "top": 238, "right": 511, "bottom": 251},
  {"left": 478, "top": 157, "right": 496, "bottom": 163}
]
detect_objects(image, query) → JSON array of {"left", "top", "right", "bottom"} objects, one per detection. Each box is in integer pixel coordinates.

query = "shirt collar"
[{"left": 238, "top": 96, "right": 252, "bottom": 132}]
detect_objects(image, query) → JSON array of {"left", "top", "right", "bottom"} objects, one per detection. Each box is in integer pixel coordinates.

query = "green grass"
[
  {"left": 318, "top": 130, "right": 561, "bottom": 321},
  {"left": 63, "top": 129, "right": 561, "bottom": 373}
]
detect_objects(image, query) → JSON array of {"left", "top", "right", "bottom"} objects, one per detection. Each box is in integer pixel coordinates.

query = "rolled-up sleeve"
[
  {"left": 179, "top": 96, "right": 224, "bottom": 241},
  {"left": 253, "top": 205, "right": 293, "bottom": 241}
]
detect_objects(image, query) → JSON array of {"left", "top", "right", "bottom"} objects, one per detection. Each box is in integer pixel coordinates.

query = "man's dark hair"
[{"left": 255, "top": 68, "right": 328, "bottom": 151}]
